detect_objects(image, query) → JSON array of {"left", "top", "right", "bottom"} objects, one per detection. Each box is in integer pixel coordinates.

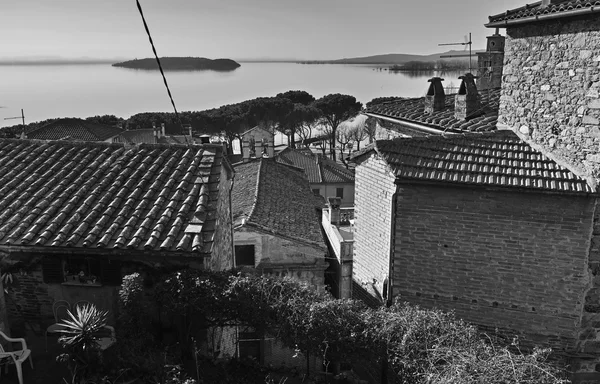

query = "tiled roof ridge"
[{"left": 245, "top": 158, "right": 264, "bottom": 225}]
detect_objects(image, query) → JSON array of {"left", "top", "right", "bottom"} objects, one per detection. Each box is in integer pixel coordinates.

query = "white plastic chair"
[
  {"left": 0, "top": 330, "right": 33, "bottom": 384},
  {"left": 45, "top": 300, "right": 71, "bottom": 351}
]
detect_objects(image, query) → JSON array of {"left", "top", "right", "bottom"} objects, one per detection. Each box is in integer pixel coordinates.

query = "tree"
[
  {"left": 85, "top": 115, "right": 124, "bottom": 127},
  {"left": 336, "top": 120, "right": 355, "bottom": 168},
  {"left": 364, "top": 116, "right": 378, "bottom": 144},
  {"left": 243, "top": 97, "right": 293, "bottom": 133},
  {"left": 313, "top": 94, "right": 362, "bottom": 161},
  {"left": 277, "top": 91, "right": 318, "bottom": 147}
]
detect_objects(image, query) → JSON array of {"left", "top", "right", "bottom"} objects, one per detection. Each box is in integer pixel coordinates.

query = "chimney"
[
  {"left": 424, "top": 77, "right": 445, "bottom": 114},
  {"left": 541, "top": 0, "right": 559, "bottom": 8},
  {"left": 152, "top": 123, "right": 158, "bottom": 138},
  {"left": 476, "top": 30, "right": 505, "bottom": 90},
  {"left": 161, "top": 123, "right": 166, "bottom": 137},
  {"left": 328, "top": 197, "right": 341, "bottom": 226},
  {"left": 188, "top": 126, "right": 193, "bottom": 138},
  {"left": 200, "top": 134, "right": 210, "bottom": 144},
  {"left": 455, "top": 73, "right": 481, "bottom": 120}
]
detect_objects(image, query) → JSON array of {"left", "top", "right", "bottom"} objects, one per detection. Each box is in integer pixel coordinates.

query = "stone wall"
[
  {"left": 207, "top": 162, "right": 234, "bottom": 272},
  {"left": 392, "top": 183, "right": 595, "bottom": 352},
  {"left": 353, "top": 152, "right": 397, "bottom": 302},
  {"left": 498, "top": 15, "right": 600, "bottom": 184}
]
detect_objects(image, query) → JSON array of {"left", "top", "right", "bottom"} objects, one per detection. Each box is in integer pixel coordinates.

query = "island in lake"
[{"left": 112, "top": 57, "right": 241, "bottom": 71}]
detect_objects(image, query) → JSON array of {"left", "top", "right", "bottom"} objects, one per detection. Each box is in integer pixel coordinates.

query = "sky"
[{"left": 1, "top": 0, "right": 528, "bottom": 61}]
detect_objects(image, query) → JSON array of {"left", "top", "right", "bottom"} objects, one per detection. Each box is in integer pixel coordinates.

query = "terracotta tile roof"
[
  {"left": 365, "top": 88, "right": 501, "bottom": 134},
  {"left": 486, "top": 1, "right": 600, "bottom": 26},
  {"left": 111, "top": 129, "right": 157, "bottom": 144},
  {"left": 232, "top": 159, "right": 327, "bottom": 248},
  {"left": 275, "top": 147, "right": 355, "bottom": 184},
  {"left": 27, "top": 118, "right": 123, "bottom": 141},
  {"left": 0, "top": 139, "right": 230, "bottom": 256},
  {"left": 354, "top": 131, "right": 594, "bottom": 194}
]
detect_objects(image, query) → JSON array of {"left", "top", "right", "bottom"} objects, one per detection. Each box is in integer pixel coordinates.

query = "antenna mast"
[
  {"left": 3, "top": 109, "right": 26, "bottom": 136},
  {"left": 439, "top": 32, "right": 473, "bottom": 73}
]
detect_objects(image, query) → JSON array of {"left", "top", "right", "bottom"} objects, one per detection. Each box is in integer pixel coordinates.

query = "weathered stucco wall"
[
  {"left": 313, "top": 183, "right": 355, "bottom": 207},
  {"left": 353, "top": 153, "right": 397, "bottom": 302},
  {"left": 234, "top": 228, "right": 327, "bottom": 289},
  {"left": 498, "top": 16, "right": 600, "bottom": 183},
  {"left": 392, "top": 183, "right": 594, "bottom": 352}
]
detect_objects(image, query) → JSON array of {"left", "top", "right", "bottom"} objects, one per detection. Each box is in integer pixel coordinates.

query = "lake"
[{"left": 0, "top": 62, "right": 464, "bottom": 127}]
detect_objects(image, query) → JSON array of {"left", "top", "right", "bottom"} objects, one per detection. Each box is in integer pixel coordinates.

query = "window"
[
  {"left": 238, "top": 331, "right": 261, "bottom": 361},
  {"left": 235, "top": 245, "right": 255, "bottom": 267},
  {"left": 336, "top": 188, "right": 344, "bottom": 199},
  {"left": 42, "top": 255, "right": 122, "bottom": 285},
  {"left": 312, "top": 188, "right": 321, "bottom": 196}
]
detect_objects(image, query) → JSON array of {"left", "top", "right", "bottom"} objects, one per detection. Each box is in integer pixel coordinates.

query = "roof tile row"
[{"left": 0, "top": 139, "right": 225, "bottom": 255}]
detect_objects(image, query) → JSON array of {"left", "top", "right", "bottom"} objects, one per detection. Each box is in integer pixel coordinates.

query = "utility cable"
[{"left": 135, "top": 0, "right": 184, "bottom": 131}]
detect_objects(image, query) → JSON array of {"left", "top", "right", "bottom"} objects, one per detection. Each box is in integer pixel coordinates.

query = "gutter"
[
  {"left": 486, "top": 6, "right": 600, "bottom": 28},
  {"left": 386, "top": 190, "right": 398, "bottom": 307},
  {"left": 363, "top": 112, "right": 461, "bottom": 136}
]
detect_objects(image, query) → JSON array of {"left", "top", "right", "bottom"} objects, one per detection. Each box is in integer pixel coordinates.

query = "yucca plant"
[
  {"left": 56, "top": 303, "right": 110, "bottom": 383},
  {"left": 58, "top": 304, "right": 109, "bottom": 352}
]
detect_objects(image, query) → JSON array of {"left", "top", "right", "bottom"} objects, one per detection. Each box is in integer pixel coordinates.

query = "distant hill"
[
  {"left": 312, "top": 50, "right": 484, "bottom": 65},
  {"left": 112, "top": 57, "right": 241, "bottom": 71}
]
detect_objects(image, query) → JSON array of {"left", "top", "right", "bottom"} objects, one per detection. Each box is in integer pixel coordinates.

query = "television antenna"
[
  {"left": 3, "top": 108, "right": 26, "bottom": 136},
  {"left": 439, "top": 33, "right": 473, "bottom": 73}
]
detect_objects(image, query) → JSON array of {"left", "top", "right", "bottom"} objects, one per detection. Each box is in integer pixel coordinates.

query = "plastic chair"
[
  {"left": 45, "top": 300, "right": 71, "bottom": 351},
  {"left": 0, "top": 330, "right": 33, "bottom": 384}
]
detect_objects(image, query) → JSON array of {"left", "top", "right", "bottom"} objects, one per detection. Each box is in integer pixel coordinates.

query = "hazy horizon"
[{"left": 2, "top": 0, "right": 526, "bottom": 62}]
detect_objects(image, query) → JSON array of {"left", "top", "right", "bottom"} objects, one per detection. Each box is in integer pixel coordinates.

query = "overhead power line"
[{"left": 135, "top": 0, "right": 184, "bottom": 130}]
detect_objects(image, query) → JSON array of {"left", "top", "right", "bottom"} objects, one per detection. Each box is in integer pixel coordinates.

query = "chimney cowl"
[
  {"left": 424, "top": 77, "right": 446, "bottom": 114},
  {"left": 540, "top": 0, "right": 559, "bottom": 8}
]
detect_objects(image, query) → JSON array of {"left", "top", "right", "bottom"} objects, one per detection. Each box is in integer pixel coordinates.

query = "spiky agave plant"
[{"left": 58, "top": 303, "right": 109, "bottom": 355}]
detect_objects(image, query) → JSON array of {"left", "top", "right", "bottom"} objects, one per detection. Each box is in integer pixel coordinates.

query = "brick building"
[
  {"left": 0, "top": 139, "right": 234, "bottom": 335},
  {"left": 351, "top": 130, "right": 599, "bottom": 377}
]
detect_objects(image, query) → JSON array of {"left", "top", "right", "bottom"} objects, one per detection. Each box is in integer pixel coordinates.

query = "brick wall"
[
  {"left": 353, "top": 153, "right": 397, "bottom": 302},
  {"left": 498, "top": 16, "right": 600, "bottom": 183},
  {"left": 392, "top": 183, "right": 595, "bottom": 352},
  {"left": 208, "top": 161, "right": 234, "bottom": 271}
]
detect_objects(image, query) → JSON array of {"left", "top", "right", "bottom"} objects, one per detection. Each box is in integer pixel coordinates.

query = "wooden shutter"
[
  {"left": 42, "top": 256, "right": 63, "bottom": 283},
  {"left": 100, "top": 259, "right": 122, "bottom": 285}
]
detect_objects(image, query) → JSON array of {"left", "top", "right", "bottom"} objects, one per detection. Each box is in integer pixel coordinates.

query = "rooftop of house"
[
  {"left": 232, "top": 158, "right": 327, "bottom": 249},
  {"left": 275, "top": 147, "right": 355, "bottom": 184},
  {"left": 365, "top": 88, "right": 501, "bottom": 135},
  {"left": 486, "top": 0, "right": 600, "bottom": 27},
  {"left": 0, "top": 139, "right": 231, "bottom": 256},
  {"left": 352, "top": 130, "right": 594, "bottom": 194},
  {"left": 111, "top": 129, "right": 199, "bottom": 145},
  {"left": 26, "top": 118, "right": 123, "bottom": 141}
]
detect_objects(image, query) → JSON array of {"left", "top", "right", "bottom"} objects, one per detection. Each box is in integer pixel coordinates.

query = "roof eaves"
[
  {"left": 486, "top": 2, "right": 600, "bottom": 28},
  {"left": 364, "top": 112, "right": 463, "bottom": 135},
  {"left": 244, "top": 221, "right": 327, "bottom": 251}
]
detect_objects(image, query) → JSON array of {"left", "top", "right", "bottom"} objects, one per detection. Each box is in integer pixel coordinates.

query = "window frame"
[{"left": 235, "top": 244, "right": 256, "bottom": 267}]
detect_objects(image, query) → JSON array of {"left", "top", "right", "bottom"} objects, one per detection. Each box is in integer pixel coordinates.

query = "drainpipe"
[{"left": 381, "top": 189, "right": 398, "bottom": 384}]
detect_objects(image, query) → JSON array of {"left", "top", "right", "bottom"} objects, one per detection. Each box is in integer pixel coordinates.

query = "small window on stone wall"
[
  {"left": 235, "top": 245, "right": 255, "bottom": 267},
  {"left": 336, "top": 188, "right": 344, "bottom": 199}
]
